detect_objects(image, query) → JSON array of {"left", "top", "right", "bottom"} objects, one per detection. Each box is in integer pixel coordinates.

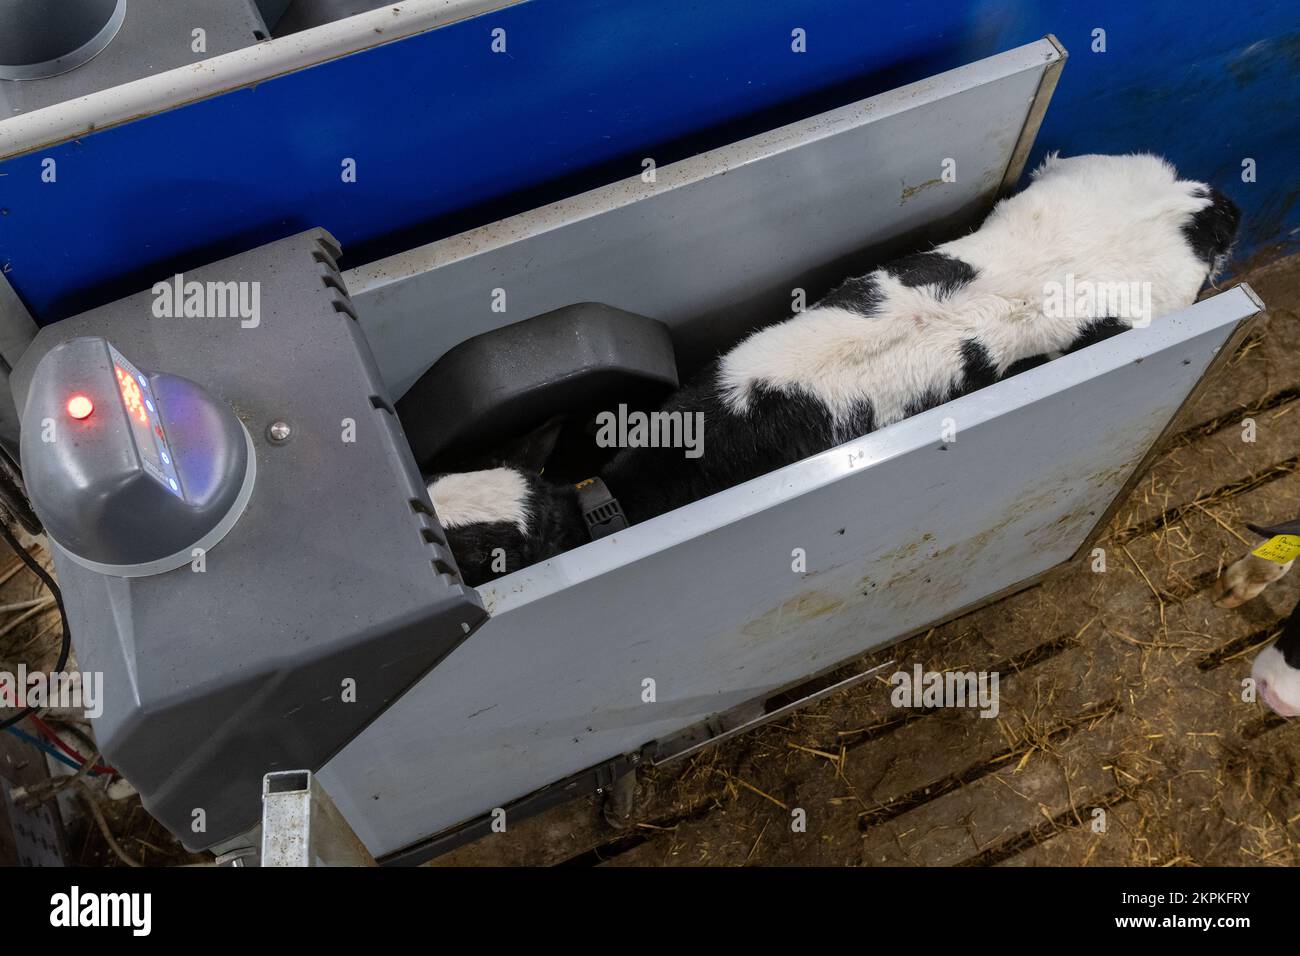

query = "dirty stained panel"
[{"left": 320, "top": 286, "right": 1260, "bottom": 857}]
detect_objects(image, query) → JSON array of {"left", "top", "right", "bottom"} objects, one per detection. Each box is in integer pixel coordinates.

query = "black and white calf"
[
  {"left": 428, "top": 153, "right": 1240, "bottom": 586},
  {"left": 1213, "top": 519, "right": 1300, "bottom": 718}
]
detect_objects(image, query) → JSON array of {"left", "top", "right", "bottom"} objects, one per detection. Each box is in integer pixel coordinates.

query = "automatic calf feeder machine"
[
  {"left": 12, "top": 232, "right": 486, "bottom": 851},
  {"left": 0, "top": 3, "right": 1278, "bottom": 864}
]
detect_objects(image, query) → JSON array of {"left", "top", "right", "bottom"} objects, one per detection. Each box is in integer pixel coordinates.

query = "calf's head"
[
  {"left": 1253, "top": 622, "right": 1300, "bottom": 718},
  {"left": 1019, "top": 153, "right": 1241, "bottom": 306}
]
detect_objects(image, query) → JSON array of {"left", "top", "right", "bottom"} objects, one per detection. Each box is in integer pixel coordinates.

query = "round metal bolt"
[{"left": 267, "top": 421, "right": 292, "bottom": 443}]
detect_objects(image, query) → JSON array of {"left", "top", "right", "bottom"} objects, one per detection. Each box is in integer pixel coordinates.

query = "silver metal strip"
[
  {"left": 996, "top": 32, "right": 1068, "bottom": 196},
  {"left": 261, "top": 770, "right": 374, "bottom": 867}
]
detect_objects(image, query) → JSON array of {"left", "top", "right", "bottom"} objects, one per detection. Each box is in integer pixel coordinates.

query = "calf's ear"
[
  {"left": 498, "top": 415, "right": 566, "bottom": 475},
  {"left": 1247, "top": 517, "right": 1300, "bottom": 538},
  {"left": 1182, "top": 187, "right": 1241, "bottom": 268},
  {"left": 1030, "top": 150, "right": 1062, "bottom": 178}
]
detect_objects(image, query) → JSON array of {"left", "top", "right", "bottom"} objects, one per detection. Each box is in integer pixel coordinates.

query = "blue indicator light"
[
  {"left": 145, "top": 399, "right": 155, "bottom": 413},
  {"left": 168, "top": 478, "right": 178, "bottom": 492},
  {"left": 138, "top": 374, "right": 149, "bottom": 389},
  {"left": 161, "top": 452, "right": 170, "bottom": 465}
]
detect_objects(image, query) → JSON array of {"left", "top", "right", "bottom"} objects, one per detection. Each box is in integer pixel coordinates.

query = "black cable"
[{"left": 0, "top": 520, "right": 71, "bottom": 731}]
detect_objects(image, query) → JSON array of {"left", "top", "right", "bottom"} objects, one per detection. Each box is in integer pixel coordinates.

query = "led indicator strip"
[{"left": 108, "top": 344, "right": 183, "bottom": 497}]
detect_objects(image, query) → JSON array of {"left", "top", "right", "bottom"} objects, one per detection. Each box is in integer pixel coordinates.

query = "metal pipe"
[
  {"left": 0, "top": 0, "right": 126, "bottom": 81},
  {"left": 261, "top": 770, "right": 374, "bottom": 867}
]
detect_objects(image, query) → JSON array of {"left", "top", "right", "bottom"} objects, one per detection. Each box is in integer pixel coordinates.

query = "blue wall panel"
[{"left": 0, "top": 0, "right": 1296, "bottom": 324}]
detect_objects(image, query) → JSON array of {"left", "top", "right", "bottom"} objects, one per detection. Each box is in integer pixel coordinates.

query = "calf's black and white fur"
[{"left": 427, "top": 153, "right": 1240, "bottom": 587}]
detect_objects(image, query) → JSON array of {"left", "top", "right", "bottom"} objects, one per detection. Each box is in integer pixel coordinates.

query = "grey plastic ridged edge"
[{"left": 307, "top": 231, "right": 463, "bottom": 587}]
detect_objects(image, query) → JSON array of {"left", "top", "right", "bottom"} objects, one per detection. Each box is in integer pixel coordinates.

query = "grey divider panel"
[
  {"left": 320, "top": 286, "right": 1262, "bottom": 857},
  {"left": 347, "top": 36, "right": 1066, "bottom": 398},
  {"left": 10, "top": 230, "right": 487, "bottom": 851}
]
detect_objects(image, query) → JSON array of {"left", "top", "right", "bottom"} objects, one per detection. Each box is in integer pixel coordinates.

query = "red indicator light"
[{"left": 67, "top": 395, "right": 94, "bottom": 420}]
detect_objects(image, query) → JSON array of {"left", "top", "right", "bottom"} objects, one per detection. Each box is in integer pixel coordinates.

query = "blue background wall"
[{"left": 1, "top": 0, "right": 1296, "bottom": 324}]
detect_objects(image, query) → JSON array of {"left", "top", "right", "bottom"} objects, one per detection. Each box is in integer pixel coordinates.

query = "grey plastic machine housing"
[{"left": 10, "top": 230, "right": 486, "bottom": 850}]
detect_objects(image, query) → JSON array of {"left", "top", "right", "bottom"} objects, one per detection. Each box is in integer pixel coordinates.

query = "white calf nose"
[{"left": 1257, "top": 679, "right": 1300, "bottom": 718}]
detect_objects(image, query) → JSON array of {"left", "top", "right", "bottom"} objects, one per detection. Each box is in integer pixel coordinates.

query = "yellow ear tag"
[{"left": 1251, "top": 534, "right": 1300, "bottom": 564}]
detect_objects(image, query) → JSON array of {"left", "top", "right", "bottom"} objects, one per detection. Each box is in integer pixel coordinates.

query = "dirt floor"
[{"left": 2, "top": 253, "right": 1299, "bottom": 867}]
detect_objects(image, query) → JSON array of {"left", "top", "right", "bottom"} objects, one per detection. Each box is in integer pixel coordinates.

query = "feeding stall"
[{"left": 0, "top": 0, "right": 1283, "bottom": 865}]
